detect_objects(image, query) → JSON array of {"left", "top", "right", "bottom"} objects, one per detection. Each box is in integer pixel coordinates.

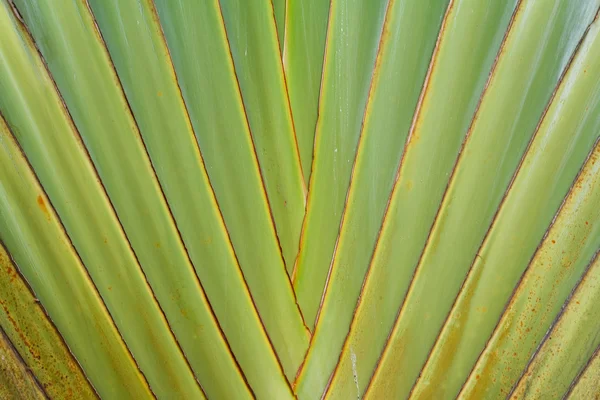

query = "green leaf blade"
[
  {"left": 0, "top": 117, "right": 153, "bottom": 399},
  {"left": 153, "top": 0, "right": 310, "bottom": 381},
  {"left": 85, "top": 0, "right": 295, "bottom": 396},
  {"left": 293, "top": 1, "right": 450, "bottom": 398},
  {"left": 219, "top": 0, "right": 307, "bottom": 273},
  {"left": 409, "top": 16, "right": 600, "bottom": 399},
  {"left": 292, "top": 0, "right": 389, "bottom": 331}
]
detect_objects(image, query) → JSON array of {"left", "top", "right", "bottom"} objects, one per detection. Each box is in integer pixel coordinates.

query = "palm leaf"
[{"left": 0, "top": 0, "right": 599, "bottom": 399}]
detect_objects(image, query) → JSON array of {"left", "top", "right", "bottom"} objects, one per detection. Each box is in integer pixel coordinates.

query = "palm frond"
[{"left": 0, "top": 0, "right": 599, "bottom": 399}]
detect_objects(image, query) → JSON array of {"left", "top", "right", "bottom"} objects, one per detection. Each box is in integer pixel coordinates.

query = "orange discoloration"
[{"left": 36, "top": 195, "right": 50, "bottom": 221}]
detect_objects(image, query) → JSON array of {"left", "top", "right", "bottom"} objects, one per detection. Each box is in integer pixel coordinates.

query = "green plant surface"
[
  {"left": 84, "top": 0, "right": 294, "bottom": 396},
  {"left": 292, "top": 0, "right": 389, "bottom": 330},
  {"left": 510, "top": 253, "right": 600, "bottom": 399},
  {"left": 151, "top": 0, "right": 310, "bottom": 380},
  {"left": 219, "top": 0, "right": 307, "bottom": 272},
  {"left": 0, "top": 327, "right": 45, "bottom": 400},
  {"left": 3, "top": 0, "right": 249, "bottom": 396},
  {"left": 0, "top": 116, "right": 153, "bottom": 398},
  {"left": 292, "top": 0, "right": 449, "bottom": 397},
  {"left": 408, "top": 14, "right": 600, "bottom": 398},
  {"left": 363, "top": 1, "right": 600, "bottom": 399},
  {"left": 0, "top": 0, "right": 599, "bottom": 398},
  {"left": 284, "top": 0, "right": 330, "bottom": 178},
  {"left": 459, "top": 139, "right": 600, "bottom": 399},
  {"left": 0, "top": 244, "right": 97, "bottom": 399},
  {"left": 300, "top": 0, "right": 522, "bottom": 397}
]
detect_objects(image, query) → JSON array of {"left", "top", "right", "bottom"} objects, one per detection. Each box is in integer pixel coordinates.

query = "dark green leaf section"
[
  {"left": 2, "top": 0, "right": 215, "bottom": 396},
  {"left": 0, "top": 326, "right": 46, "bottom": 400},
  {"left": 511, "top": 254, "right": 600, "bottom": 399},
  {"left": 292, "top": 0, "right": 389, "bottom": 328},
  {"left": 85, "top": 0, "right": 295, "bottom": 397},
  {"left": 219, "top": 0, "right": 306, "bottom": 272},
  {"left": 407, "top": 13, "right": 600, "bottom": 399},
  {"left": 153, "top": 0, "right": 310, "bottom": 380},
  {"left": 0, "top": 119, "right": 152, "bottom": 398},
  {"left": 460, "top": 140, "right": 600, "bottom": 399},
  {"left": 284, "top": 0, "right": 330, "bottom": 179},
  {"left": 0, "top": 244, "right": 97, "bottom": 399},
  {"left": 293, "top": 1, "right": 449, "bottom": 398}
]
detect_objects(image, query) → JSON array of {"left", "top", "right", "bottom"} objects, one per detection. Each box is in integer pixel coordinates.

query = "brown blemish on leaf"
[{"left": 36, "top": 195, "right": 50, "bottom": 221}]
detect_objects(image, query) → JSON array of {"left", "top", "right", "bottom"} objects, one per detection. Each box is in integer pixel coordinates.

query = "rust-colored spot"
[
  {"left": 4, "top": 266, "right": 17, "bottom": 283},
  {"left": 36, "top": 195, "right": 50, "bottom": 221},
  {"left": 157, "top": 91, "right": 163, "bottom": 97},
  {"left": 551, "top": 240, "right": 556, "bottom": 244}
]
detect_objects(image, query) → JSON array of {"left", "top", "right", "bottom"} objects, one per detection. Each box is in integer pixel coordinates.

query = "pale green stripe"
[
  {"left": 273, "top": 0, "right": 285, "bottom": 50},
  {"left": 283, "top": 0, "right": 330, "bottom": 179}
]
